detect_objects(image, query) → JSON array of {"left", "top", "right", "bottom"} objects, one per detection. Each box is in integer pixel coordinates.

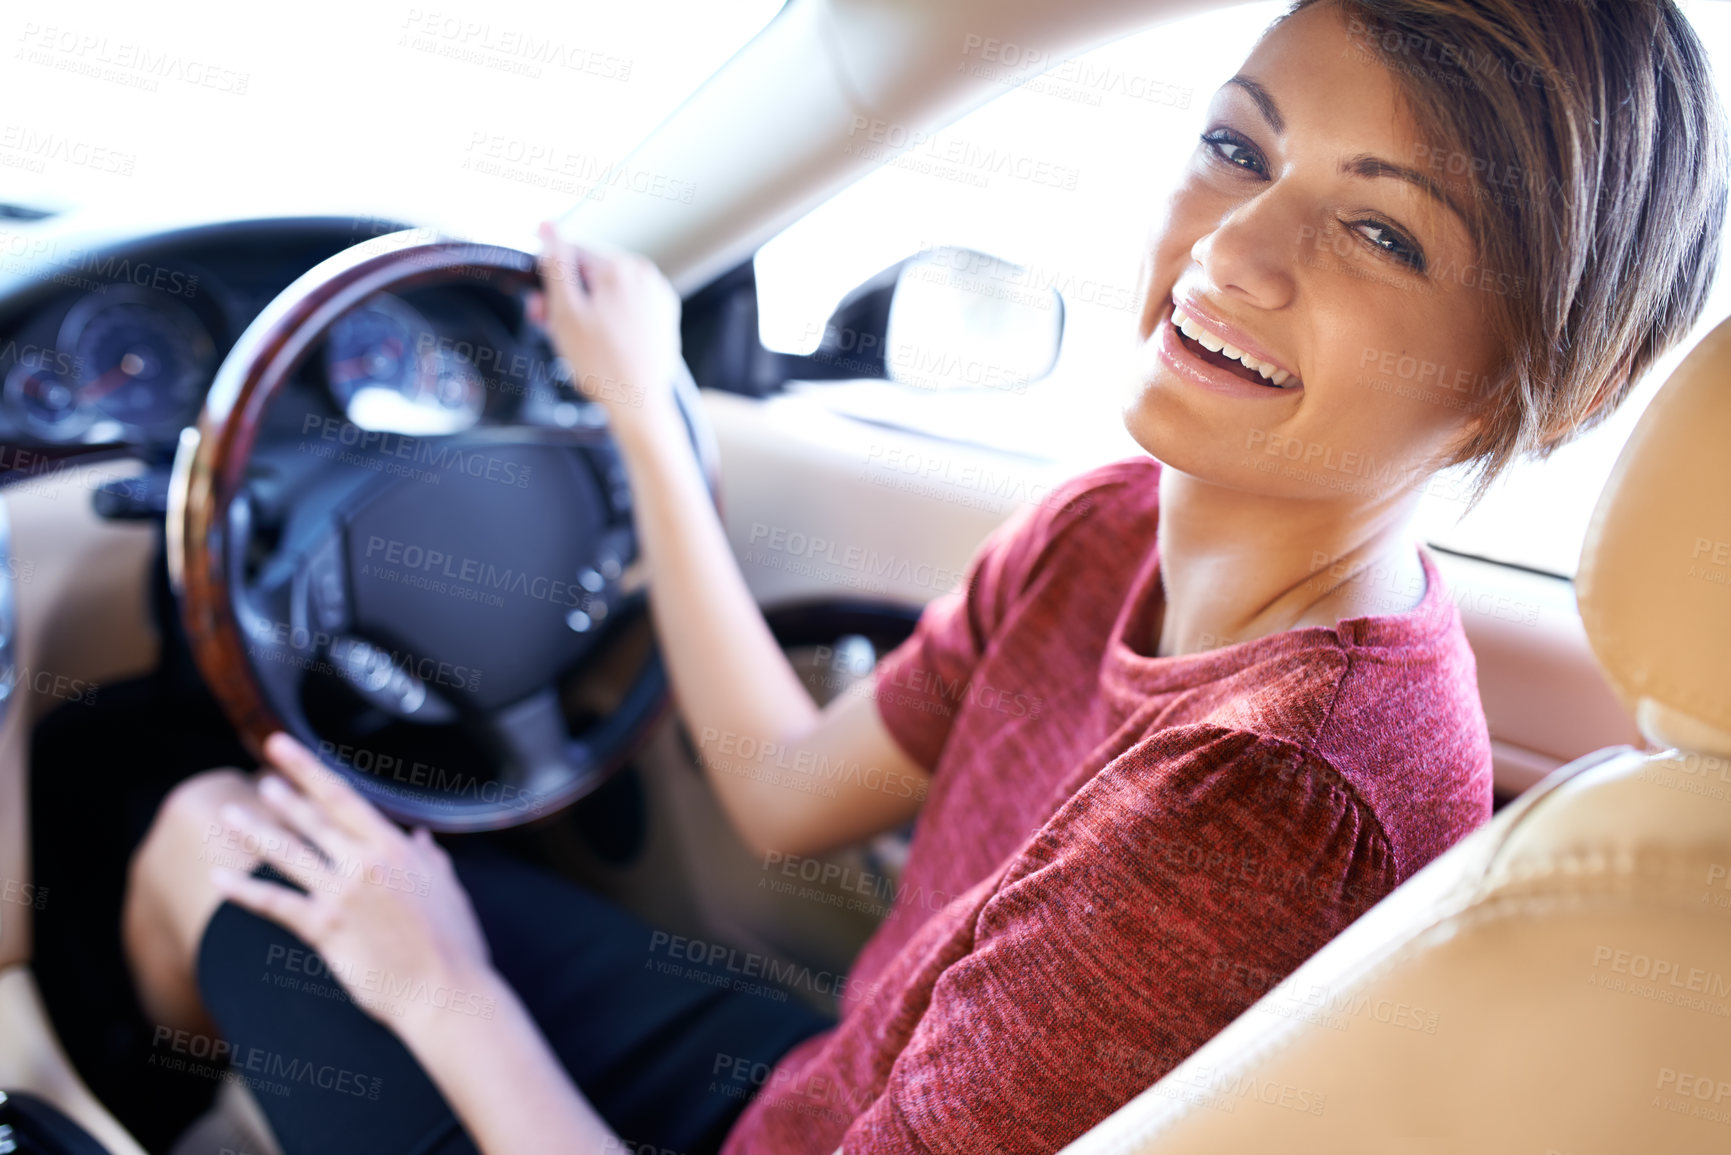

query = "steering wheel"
[{"left": 167, "top": 229, "right": 715, "bottom": 831}]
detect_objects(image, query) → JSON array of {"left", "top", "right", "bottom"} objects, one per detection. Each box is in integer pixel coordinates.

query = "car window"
[
  {"left": 0, "top": 0, "right": 786, "bottom": 233},
  {"left": 755, "top": 0, "right": 1731, "bottom": 579}
]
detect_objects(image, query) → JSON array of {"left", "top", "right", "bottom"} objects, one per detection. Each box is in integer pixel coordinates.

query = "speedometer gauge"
[
  {"left": 57, "top": 288, "right": 217, "bottom": 439},
  {"left": 325, "top": 294, "right": 484, "bottom": 436}
]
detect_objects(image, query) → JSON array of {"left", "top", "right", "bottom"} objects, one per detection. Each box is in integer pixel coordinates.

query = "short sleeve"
[
  {"left": 870, "top": 465, "right": 1125, "bottom": 771},
  {"left": 838, "top": 726, "right": 1397, "bottom": 1153}
]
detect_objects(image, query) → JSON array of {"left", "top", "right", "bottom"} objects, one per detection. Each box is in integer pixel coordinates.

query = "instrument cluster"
[
  {"left": 2, "top": 283, "right": 221, "bottom": 446},
  {"left": 0, "top": 243, "right": 595, "bottom": 452},
  {"left": 313, "top": 288, "right": 581, "bottom": 437}
]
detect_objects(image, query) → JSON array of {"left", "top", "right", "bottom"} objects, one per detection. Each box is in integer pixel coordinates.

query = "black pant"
[{"left": 193, "top": 841, "right": 835, "bottom": 1155}]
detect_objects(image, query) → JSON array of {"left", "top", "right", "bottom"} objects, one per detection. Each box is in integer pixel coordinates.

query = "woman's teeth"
[{"left": 1171, "top": 307, "right": 1292, "bottom": 387}]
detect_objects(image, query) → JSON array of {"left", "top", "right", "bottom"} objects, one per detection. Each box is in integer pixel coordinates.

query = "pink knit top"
[{"left": 723, "top": 455, "right": 1493, "bottom": 1153}]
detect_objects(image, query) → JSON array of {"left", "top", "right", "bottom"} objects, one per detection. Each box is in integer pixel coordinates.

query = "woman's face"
[{"left": 1125, "top": 0, "right": 1502, "bottom": 507}]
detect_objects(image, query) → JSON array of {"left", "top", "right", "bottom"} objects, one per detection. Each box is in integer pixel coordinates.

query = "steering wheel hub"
[{"left": 338, "top": 440, "right": 614, "bottom": 711}]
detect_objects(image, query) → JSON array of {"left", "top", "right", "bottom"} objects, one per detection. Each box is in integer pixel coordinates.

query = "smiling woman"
[
  {"left": 113, "top": 2, "right": 1731, "bottom": 1154},
  {"left": 1129, "top": 0, "right": 1726, "bottom": 532}
]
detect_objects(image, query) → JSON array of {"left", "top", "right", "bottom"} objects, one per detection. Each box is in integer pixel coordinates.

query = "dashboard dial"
[
  {"left": 325, "top": 294, "right": 484, "bottom": 436},
  {"left": 58, "top": 288, "right": 217, "bottom": 438},
  {"left": 4, "top": 361, "right": 91, "bottom": 441}
]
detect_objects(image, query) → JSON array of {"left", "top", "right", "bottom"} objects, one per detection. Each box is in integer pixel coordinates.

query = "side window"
[{"left": 754, "top": 4, "right": 1267, "bottom": 462}]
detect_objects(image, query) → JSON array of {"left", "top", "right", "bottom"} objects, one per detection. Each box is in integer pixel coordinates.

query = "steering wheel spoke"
[
  {"left": 230, "top": 494, "right": 306, "bottom": 657},
  {"left": 480, "top": 686, "right": 600, "bottom": 810}
]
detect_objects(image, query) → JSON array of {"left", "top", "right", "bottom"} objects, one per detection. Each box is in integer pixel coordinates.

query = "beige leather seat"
[{"left": 1064, "top": 316, "right": 1731, "bottom": 1153}]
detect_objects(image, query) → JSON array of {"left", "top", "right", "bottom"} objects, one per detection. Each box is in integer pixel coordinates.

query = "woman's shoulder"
[
  {"left": 999, "top": 455, "right": 1162, "bottom": 569},
  {"left": 1306, "top": 603, "right": 1494, "bottom": 877},
  {"left": 1047, "top": 454, "right": 1163, "bottom": 518},
  {"left": 1086, "top": 723, "right": 1402, "bottom": 909},
  {"left": 1156, "top": 603, "right": 1491, "bottom": 882},
  {"left": 965, "top": 455, "right": 1162, "bottom": 612}
]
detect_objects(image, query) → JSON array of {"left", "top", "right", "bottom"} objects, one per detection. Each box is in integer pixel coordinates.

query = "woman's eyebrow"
[
  {"left": 1225, "top": 73, "right": 1468, "bottom": 229},
  {"left": 1225, "top": 75, "right": 1283, "bottom": 133},
  {"left": 1343, "top": 154, "right": 1469, "bottom": 227}
]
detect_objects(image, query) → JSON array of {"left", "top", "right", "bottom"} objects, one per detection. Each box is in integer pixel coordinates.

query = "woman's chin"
[
  {"left": 1119, "top": 376, "right": 1189, "bottom": 460},
  {"left": 1119, "top": 380, "right": 1280, "bottom": 496}
]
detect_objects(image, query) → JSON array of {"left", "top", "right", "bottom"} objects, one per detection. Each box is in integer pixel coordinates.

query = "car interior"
[{"left": 0, "top": 0, "right": 1726, "bottom": 1152}]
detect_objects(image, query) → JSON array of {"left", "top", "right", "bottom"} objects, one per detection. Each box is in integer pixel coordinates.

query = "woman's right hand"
[{"left": 528, "top": 220, "right": 684, "bottom": 446}]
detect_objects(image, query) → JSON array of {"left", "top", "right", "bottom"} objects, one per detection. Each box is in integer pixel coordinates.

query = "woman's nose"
[{"left": 1188, "top": 191, "right": 1303, "bottom": 311}]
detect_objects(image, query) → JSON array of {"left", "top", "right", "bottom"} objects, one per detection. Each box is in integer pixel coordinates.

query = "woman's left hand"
[{"left": 210, "top": 732, "right": 500, "bottom": 1031}]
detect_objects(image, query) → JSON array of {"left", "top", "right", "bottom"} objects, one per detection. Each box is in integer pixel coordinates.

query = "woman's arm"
[
  {"left": 531, "top": 226, "right": 929, "bottom": 859},
  {"left": 397, "top": 967, "right": 615, "bottom": 1155}
]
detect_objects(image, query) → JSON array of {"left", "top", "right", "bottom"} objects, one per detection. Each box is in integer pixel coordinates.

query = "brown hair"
[{"left": 1285, "top": 0, "right": 1729, "bottom": 502}]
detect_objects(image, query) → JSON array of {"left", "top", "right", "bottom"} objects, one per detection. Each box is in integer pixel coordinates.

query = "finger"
[
  {"left": 535, "top": 222, "right": 570, "bottom": 283},
  {"left": 258, "top": 772, "right": 355, "bottom": 863},
  {"left": 572, "top": 243, "right": 623, "bottom": 288},
  {"left": 409, "top": 824, "right": 451, "bottom": 863},
  {"left": 262, "top": 733, "right": 395, "bottom": 843},
  {"left": 219, "top": 802, "right": 331, "bottom": 895},
  {"left": 524, "top": 290, "right": 545, "bottom": 326},
  {"left": 539, "top": 246, "right": 589, "bottom": 303},
  {"left": 212, "top": 867, "right": 324, "bottom": 946},
  {"left": 537, "top": 222, "right": 590, "bottom": 299},
  {"left": 552, "top": 231, "right": 624, "bottom": 295}
]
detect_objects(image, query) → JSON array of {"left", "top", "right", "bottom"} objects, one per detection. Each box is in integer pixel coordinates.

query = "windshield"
[{"left": 0, "top": 0, "right": 785, "bottom": 233}]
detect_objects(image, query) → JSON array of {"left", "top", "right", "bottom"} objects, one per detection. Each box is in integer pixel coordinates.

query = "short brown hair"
[{"left": 1286, "top": 0, "right": 1729, "bottom": 500}]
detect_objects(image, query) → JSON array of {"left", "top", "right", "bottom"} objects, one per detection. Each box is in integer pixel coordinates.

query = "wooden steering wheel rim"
[{"left": 168, "top": 229, "right": 691, "bottom": 811}]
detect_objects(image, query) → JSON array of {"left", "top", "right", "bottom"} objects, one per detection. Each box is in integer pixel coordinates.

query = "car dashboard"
[{"left": 0, "top": 217, "right": 585, "bottom": 477}]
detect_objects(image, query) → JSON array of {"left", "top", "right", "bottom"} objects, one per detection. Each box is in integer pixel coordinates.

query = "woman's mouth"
[{"left": 1169, "top": 306, "right": 1297, "bottom": 389}]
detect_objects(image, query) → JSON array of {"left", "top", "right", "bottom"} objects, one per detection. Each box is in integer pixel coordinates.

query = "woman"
[{"left": 122, "top": 0, "right": 1727, "bottom": 1152}]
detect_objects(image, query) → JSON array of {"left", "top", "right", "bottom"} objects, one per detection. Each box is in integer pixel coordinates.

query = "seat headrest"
[{"left": 1577, "top": 314, "right": 1731, "bottom": 756}]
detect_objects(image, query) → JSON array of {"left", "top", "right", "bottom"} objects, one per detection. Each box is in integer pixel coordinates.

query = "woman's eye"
[
  {"left": 1200, "top": 129, "right": 1267, "bottom": 178},
  {"left": 1351, "top": 220, "right": 1427, "bottom": 273}
]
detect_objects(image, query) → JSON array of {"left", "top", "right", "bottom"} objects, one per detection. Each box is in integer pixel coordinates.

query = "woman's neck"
[{"left": 1152, "top": 464, "right": 1428, "bottom": 658}]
